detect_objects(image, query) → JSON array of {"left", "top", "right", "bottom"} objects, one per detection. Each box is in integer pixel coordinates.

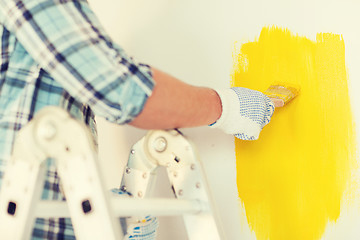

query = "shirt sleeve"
[{"left": 0, "top": 0, "right": 155, "bottom": 124}]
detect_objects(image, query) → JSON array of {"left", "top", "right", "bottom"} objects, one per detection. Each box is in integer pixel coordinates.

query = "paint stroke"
[{"left": 233, "top": 26, "right": 356, "bottom": 240}]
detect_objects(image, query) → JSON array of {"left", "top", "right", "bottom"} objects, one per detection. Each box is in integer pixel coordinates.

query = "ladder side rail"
[
  {"left": 141, "top": 130, "right": 224, "bottom": 240},
  {"left": 0, "top": 122, "right": 47, "bottom": 240},
  {"left": 0, "top": 106, "right": 124, "bottom": 240},
  {"left": 34, "top": 107, "right": 124, "bottom": 240}
]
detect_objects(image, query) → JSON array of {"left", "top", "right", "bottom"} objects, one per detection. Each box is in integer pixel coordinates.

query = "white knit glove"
[
  {"left": 210, "top": 87, "right": 275, "bottom": 140},
  {"left": 123, "top": 216, "right": 159, "bottom": 240},
  {"left": 111, "top": 189, "right": 158, "bottom": 240}
]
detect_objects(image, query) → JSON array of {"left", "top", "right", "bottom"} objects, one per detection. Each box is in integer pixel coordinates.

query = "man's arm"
[
  {"left": 130, "top": 68, "right": 222, "bottom": 129},
  {"left": 0, "top": 0, "right": 274, "bottom": 140}
]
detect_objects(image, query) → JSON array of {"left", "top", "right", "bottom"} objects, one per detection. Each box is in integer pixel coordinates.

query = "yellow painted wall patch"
[{"left": 233, "top": 26, "right": 356, "bottom": 240}]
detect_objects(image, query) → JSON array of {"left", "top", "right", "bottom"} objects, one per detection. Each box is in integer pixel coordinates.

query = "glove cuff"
[
  {"left": 209, "top": 89, "right": 239, "bottom": 131},
  {"left": 209, "top": 88, "right": 262, "bottom": 140}
]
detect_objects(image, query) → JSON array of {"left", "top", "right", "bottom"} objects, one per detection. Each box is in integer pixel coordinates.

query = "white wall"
[{"left": 88, "top": 0, "right": 360, "bottom": 239}]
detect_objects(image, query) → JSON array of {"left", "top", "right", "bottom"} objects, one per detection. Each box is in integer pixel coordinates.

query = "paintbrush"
[{"left": 264, "top": 83, "right": 300, "bottom": 107}]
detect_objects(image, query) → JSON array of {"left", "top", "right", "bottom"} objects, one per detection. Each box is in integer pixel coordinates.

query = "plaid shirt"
[{"left": 0, "top": 0, "right": 154, "bottom": 239}]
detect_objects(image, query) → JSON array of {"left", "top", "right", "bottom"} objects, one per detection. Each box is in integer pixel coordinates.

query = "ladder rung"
[{"left": 35, "top": 198, "right": 210, "bottom": 218}]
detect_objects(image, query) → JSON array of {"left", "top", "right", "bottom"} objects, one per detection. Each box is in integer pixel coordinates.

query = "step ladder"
[{"left": 0, "top": 106, "right": 225, "bottom": 240}]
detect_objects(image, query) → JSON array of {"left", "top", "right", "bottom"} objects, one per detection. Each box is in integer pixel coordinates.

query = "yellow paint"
[{"left": 233, "top": 26, "right": 357, "bottom": 240}]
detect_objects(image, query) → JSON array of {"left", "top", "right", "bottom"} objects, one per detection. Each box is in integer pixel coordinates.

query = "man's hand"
[{"left": 210, "top": 88, "right": 275, "bottom": 140}]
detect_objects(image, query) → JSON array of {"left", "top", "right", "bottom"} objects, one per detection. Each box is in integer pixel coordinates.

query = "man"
[{"left": 0, "top": 0, "right": 274, "bottom": 239}]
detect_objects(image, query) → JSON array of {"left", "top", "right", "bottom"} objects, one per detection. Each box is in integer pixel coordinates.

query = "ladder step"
[{"left": 35, "top": 198, "right": 210, "bottom": 218}]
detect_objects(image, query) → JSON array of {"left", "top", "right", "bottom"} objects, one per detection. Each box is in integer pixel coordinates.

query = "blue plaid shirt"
[{"left": 0, "top": 0, "right": 154, "bottom": 239}]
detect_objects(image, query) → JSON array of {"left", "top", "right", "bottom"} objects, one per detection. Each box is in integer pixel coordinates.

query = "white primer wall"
[{"left": 88, "top": 0, "right": 360, "bottom": 239}]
